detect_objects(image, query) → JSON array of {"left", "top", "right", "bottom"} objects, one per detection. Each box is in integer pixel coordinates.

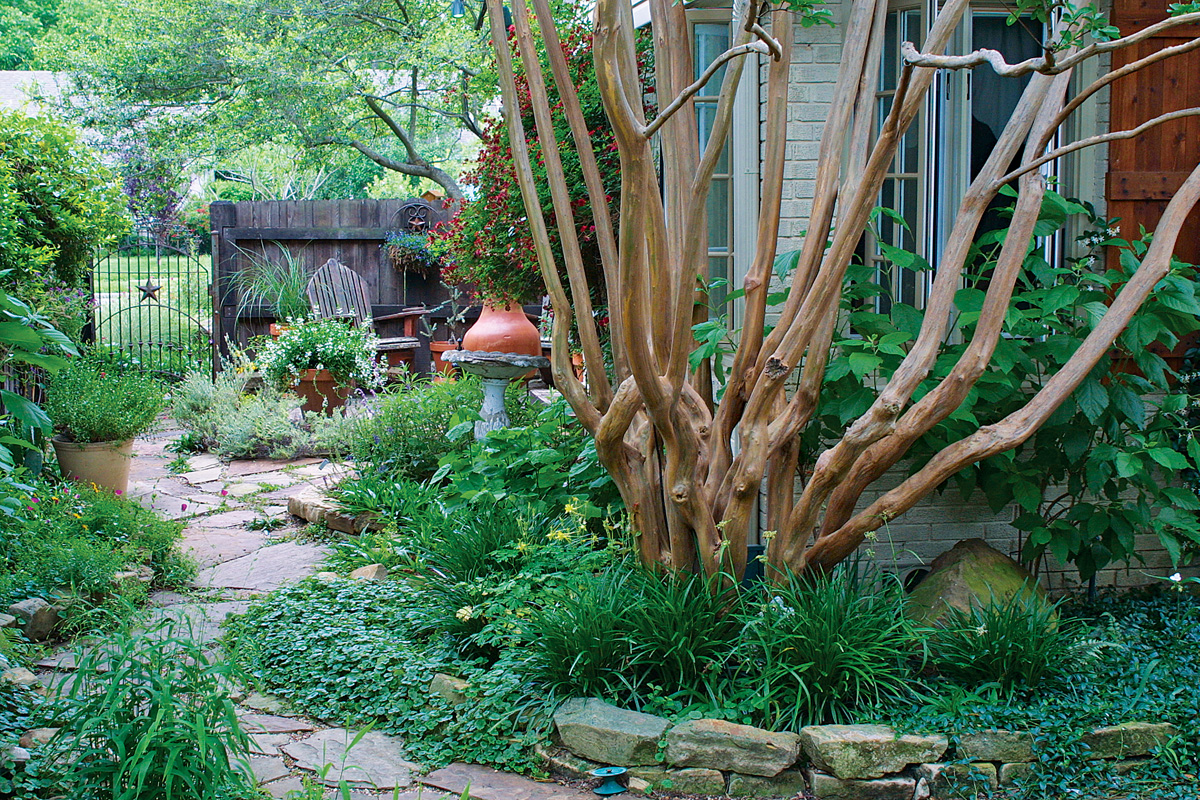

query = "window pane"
[
  {"left": 694, "top": 23, "right": 730, "bottom": 91},
  {"left": 707, "top": 178, "right": 730, "bottom": 252},
  {"left": 881, "top": 13, "right": 897, "bottom": 89},
  {"left": 696, "top": 102, "right": 731, "bottom": 173}
]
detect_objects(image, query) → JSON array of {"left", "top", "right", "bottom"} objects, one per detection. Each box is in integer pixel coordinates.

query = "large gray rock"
[
  {"left": 281, "top": 728, "right": 419, "bottom": 789},
  {"left": 554, "top": 698, "right": 669, "bottom": 766},
  {"left": 1081, "top": 722, "right": 1178, "bottom": 759},
  {"left": 1, "top": 667, "right": 40, "bottom": 689},
  {"left": 728, "top": 768, "right": 809, "bottom": 797},
  {"left": 8, "top": 598, "right": 60, "bottom": 641},
  {"left": 799, "top": 725, "right": 947, "bottom": 780},
  {"left": 957, "top": 729, "right": 1034, "bottom": 762},
  {"left": 807, "top": 771, "right": 915, "bottom": 800},
  {"left": 905, "top": 539, "right": 1051, "bottom": 627},
  {"left": 667, "top": 768, "right": 726, "bottom": 795},
  {"left": 665, "top": 718, "right": 801, "bottom": 777},
  {"left": 429, "top": 673, "right": 469, "bottom": 706},
  {"left": 914, "top": 762, "right": 998, "bottom": 794}
]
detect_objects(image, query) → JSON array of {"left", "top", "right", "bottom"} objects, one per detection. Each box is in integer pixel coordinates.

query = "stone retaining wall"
[{"left": 548, "top": 698, "right": 1177, "bottom": 799}]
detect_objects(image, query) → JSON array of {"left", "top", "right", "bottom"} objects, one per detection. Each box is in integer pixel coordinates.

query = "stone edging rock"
[
  {"left": 287, "top": 489, "right": 383, "bottom": 534},
  {"left": 548, "top": 698, "right": 1178, "bottom": 799}
]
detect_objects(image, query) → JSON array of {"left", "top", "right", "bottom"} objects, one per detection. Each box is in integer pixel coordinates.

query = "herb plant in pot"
[
  {"left": 45, "top": 355, "right": 167, "bottom": 494},
  {"left": 257, "top": 317, "right": 385, "bottom": 413}
]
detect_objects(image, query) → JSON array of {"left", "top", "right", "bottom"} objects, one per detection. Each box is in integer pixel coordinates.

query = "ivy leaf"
[
  {"left": 1074, "top": 376, "right": 1108, "bottom": 423},
  {"left": 848, "top": 352, "right": 883, "bottom": 377},
  {"left": 1147, "top": 447, "right": 1189, "bottom": 470}
]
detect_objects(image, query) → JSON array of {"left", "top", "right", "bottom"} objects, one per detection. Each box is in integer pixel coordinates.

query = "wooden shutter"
[{"left": 1106, "top": 0, "right": 1200, "bottom": 266}]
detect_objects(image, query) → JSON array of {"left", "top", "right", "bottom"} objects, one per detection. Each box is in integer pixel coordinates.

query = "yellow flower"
[
  {"left": 547, "top": 529, "right": 571, "bottom": 542},
  {"left": 563, "top": 500, "right": 581, "bottom": 516}
]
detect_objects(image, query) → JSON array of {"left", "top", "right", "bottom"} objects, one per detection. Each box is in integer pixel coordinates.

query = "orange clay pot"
[{"left": 461, "top": 302, "right": 542, "bottom": 356}]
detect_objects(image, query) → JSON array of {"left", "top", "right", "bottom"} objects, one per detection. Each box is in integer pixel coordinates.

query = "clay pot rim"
[{"left": 51, "top": 435, "right": 134, "bottom": 450}]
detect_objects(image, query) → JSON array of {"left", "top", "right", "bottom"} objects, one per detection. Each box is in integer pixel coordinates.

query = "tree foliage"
[
  {"left": 0, "top": 110, "right": 127, "bottom": 289},
  {"left": 41, "top": 0, "right": 498, "bottom": 198}
]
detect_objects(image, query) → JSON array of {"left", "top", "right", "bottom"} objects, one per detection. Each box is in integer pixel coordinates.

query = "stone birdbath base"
[{"left": 442, "top": 349, "right": 551, "bottom": 440}]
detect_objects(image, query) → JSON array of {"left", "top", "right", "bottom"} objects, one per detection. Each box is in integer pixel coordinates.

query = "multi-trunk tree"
[{"left": 490, "top": 0, "right": 1200, "bottom": 580}]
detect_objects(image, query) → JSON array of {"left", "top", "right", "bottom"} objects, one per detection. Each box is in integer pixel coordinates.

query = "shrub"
[
  {"left": 172, "top": 367, "right": 356, "bottom": 460},
  {"left": 44, "top": 353, "right": 166, "bottom": 443},
  {"left": 737, "top": 568, "right": 916, "bottom": 729},
  {"left": 41, "top": 620, "right": 255, "bottom": 800},
  {"left": 347, "top": 374, "right": 486, "bottom": 481},
  {"left": 922, "top": 591, "right": 1101, "bottom": 691},
  {"left": 257, "top": 317, "right": 383, "bottom": 390},
  {"left": 0, "top": 110, "right": 128, "bottom": 290}
]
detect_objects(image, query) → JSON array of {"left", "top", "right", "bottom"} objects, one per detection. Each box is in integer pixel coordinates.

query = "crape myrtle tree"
[{"left": 490, "top": 0, "right": 1200, "bottom": 581}]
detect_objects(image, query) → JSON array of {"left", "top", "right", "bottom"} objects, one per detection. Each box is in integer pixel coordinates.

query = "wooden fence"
[{"left": 209, "top": 198, "right": 451, "bottom": 372}]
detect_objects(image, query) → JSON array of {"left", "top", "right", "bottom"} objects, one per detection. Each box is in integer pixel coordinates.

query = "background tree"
[
  {"left": 40, "top": 0, "right": 498, "bottom": 199},
  {"left": 492, "top": 0, "right": 1200, "bottom": 581}
]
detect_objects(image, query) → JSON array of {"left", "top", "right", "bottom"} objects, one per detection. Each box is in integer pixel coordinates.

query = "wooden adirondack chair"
[{"left": 306, "top": 258, "right": 425, "bottom": 372}]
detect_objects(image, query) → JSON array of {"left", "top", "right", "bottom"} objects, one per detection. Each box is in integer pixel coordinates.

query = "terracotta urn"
[
  {"left": 461, "top": 302, "right": 541, "bottom": 356},
  {"left": 429, "top": 340, "right": 459, "bottom": 381}
]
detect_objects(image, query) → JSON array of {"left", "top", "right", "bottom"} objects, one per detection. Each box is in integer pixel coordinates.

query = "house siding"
[{"left": 757, "top": 4, "right": 1195, "bottom": 590}]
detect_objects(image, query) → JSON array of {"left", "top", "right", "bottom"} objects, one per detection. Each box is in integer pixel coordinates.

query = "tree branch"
[{"left": 643, "top": 42, "right": 771, "bottom": 138}]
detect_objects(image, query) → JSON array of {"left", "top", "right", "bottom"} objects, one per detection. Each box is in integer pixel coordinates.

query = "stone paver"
[
  {"left": 250, "top": 733, "right": 294, "bottom": 755},
  {"left": 181, "top": 528, "right": 268, "bottom": 568},
  {"left": 239, "top": 713, "right": 316, "bottom": 734},
  {"left": 182, "top": 466, "right": 226, "bottom": 485},
  {"left": 194, "top": 542, "right": 329, "bottom": 590},
  {"left": 246, "top": 756, "right": 291, "bottom": 785},
  {"left": 191, "top": 508, "right": 265, "bottom": 530},
  {"left": 145, "top": 601, "right": 251, "bottom": 646},
  {"left": 281, "top": 728, "right": 419, "bottom": 789},
  {"left": 421, "top": 764, "right": 596, "bottom": 800}
]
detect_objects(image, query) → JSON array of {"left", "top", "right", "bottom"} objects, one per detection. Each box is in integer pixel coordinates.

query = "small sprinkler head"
[{"left": 590, "top": 765, "right": 628, "bottom": 796}]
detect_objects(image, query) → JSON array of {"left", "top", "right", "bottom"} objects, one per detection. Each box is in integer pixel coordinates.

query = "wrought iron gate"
[{"left": 91, "top": 231, "right": 213, "bottom": 379}]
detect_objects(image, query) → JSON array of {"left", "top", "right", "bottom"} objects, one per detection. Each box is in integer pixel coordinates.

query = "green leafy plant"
[
  {"left": 922, "top": 591, "right": 1103, "bottom": 691},
  {"left": 257, "top": 317, "right": 384, "bottom": 390},
  {"left": 41, "top": 619, "right": 256, "bottom": 800},
  {"left": 432, "top": 398, "right": 621, "bottom": 524},
  {"left": 0, "top": 478, "right": 192, "bottom": 629},
  {"left": 43, "top": 352, "right": 166, "bottom": 443},
  {"left": 230, "top": 244, "right": 312, "bottom": 322}
]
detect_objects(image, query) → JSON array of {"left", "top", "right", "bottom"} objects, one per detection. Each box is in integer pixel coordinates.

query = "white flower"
[{"left": 1170, "top": 573, "right": 1182, "bottom": 582}]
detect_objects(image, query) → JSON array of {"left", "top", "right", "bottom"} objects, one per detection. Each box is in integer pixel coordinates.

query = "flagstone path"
[{"left": 28, "top": 429, "right": 594, "bottom": 800}]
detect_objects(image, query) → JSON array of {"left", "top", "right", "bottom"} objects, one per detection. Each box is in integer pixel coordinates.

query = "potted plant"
[
  {"left": 45, "top": 355, "right": 167, "bottom": 494},
  {"left": 385, "top": 231, "right": 442, "bottom": 307},
  {"left": 256, "top": 317, "right": 385, "bottom": 413},
  {"left": 230, "top": 245, "right": 312, "bottom": 336}
]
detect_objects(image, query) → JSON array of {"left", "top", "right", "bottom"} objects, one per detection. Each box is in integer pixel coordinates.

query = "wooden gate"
[{"left": 1106, "top": 0, "right": 1200, "bottom": 266}]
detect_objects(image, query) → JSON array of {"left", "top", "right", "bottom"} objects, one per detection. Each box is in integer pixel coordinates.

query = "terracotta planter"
[
  {"left": 52, "top": 437, "right": 135, "bottom": 494},
  {"left": 461, "top": 302, "right": 542, "bottom": 356},
  {"left": 269, "top": 323, "right": 290, "bottom": 338},
  {"left": 429, "top": 340, "right": 459, "bottom": 382},
  {"left": 294, "top": 369, "right": 355, "bottom": 414}
]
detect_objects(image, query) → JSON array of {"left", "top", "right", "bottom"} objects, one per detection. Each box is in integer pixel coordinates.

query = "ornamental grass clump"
[
  {"left": 44, "top": 353, "right": 166, "bottom": 443},
  {"left": 922, "top": 591, "right": 1104, "bottom": 692},
  {"left": 257, "top": 317, "right": 384, "bottom": 390},
  {"left": 737, "top": 567, "right": 916, "bottom": 729}
]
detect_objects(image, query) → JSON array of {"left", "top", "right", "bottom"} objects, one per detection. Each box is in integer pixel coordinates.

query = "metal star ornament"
[{"left": 137, "top": 279, "right": 162, "bottom": 302}]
